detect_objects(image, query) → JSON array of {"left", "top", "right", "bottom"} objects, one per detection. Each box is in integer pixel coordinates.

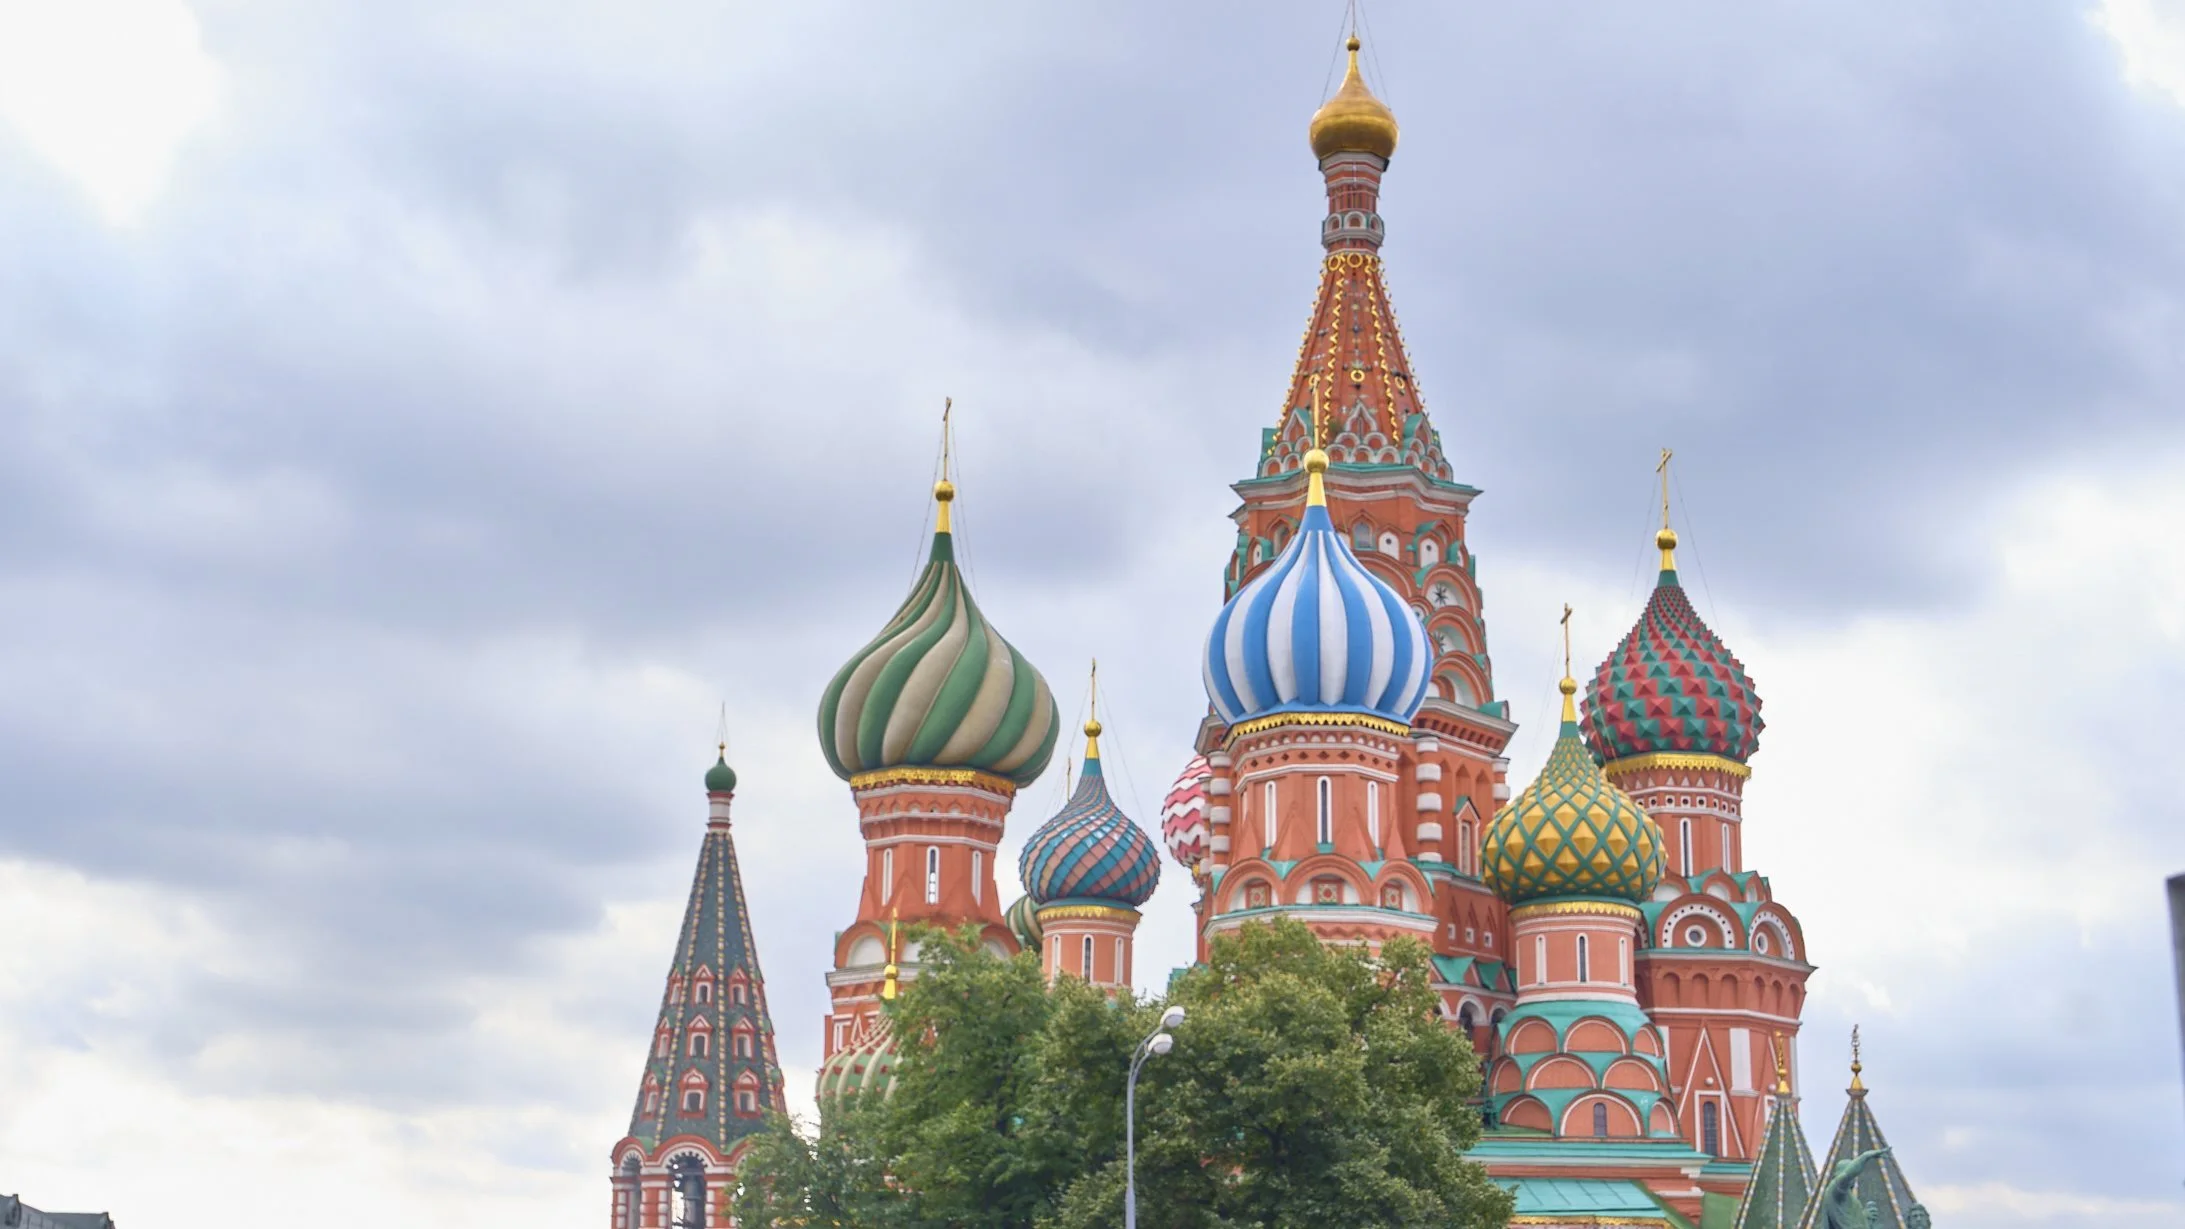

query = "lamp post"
[{"left": 1127, "top": 1004, "right": 1186, "bottom": 1229}]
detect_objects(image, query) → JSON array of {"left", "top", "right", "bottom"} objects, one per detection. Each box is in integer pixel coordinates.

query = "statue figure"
[
  {"left": 1817, "top": 1147, "right": 1891, "bottom": 1229},
  {"left": 1905, "top": 1204, "right": 1931, "bottom": 1228}
]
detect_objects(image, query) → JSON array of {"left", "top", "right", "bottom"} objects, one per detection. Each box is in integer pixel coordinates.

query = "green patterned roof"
[
  {"left": 816, "top": 1025, "right": 900, "bottom": 1103},
  {"left": 1735, "top": 1095, "right": 1818, "bottom": 1229},
  {"left": 1483, "top": 690, "right": 1664, "bottom": 903},
  {"left": 1796, "top": 1070, "right": 1930, "bottom": 1229},
  {"left": 817, "top": 525, "right": 1060, "bottom": 787},
  {"left": 1584, "top": 566, "right": 1763, "bottom": 764},
  {"left": 1005, "top": 893, "right": 1043, "bottom": 949}
]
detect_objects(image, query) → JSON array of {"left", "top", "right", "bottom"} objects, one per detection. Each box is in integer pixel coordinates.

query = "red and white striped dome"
[{"left": 1160, "top": 755, "right": 1213, "bottom": 872}]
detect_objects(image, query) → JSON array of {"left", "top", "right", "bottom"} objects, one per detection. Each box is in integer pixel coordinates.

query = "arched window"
[
  {"left": 971, "top": 850, "right": 983, "bottom": 903},
  {"left": 1534, "top": 935, "right": 1548, "bottom": 985},
  {"left": 689, "top": 1033, "right": 709, "bottom": 1058},
  {"left": 1701, "top": 1100, "right": 1721, "bottom": 1154},
  {"left": 1367, "top": 781, "right": 1381, "bottom": 848},
  {"left": 882, "top": 848, "right": 894, "bottom": 902},
  {"left": 1378, "top": 531, "right": 1401, "bottom": 558},
  {"left": 1721, "top": 820, "right": 1733, "bottom": 867},
  {"left": 1457, "top": 1004, "right": 1477, "bottom": 1031},
  {"left": 654, "top": 1028, "right": 672, "bottom": 1059},
  {"left": 1576, "top": 934, "right": 1591, "bottom": 983},
  {"left": 737, "top": 1088, "right": 758, "bottom": 1114},
  {"left": 1081, "top": 935, "right": 1095, "bottom": 980},
  {"left": 1115, "top": 937, "right": 1126, "bottom": 984},
  {"left": 730, "top": 980, "right": 746, "bottom": 1006},
  {"left": 1419, "top": 538, "right": 1440, "bottom": 568},
  {"left": 695, "top": 981, "right": 712, "bottom": 1005},
  {"left": 925, "top": 847, "right": 940, "bottom": 904},
  {"left": 1352, "top": 521, "right": 1375, "bottom": 551},
  {"left": 1459, "top": 820, "right": 1474, "bottom": 873},
  {"left": 1316, "top": 777, "right": 1333, "bottom": 845},
  {"left": 1263, "top": 780, "right": 1279, "bottom": 850},
  {"left": 1681, "top": 819, "right": 1694, "bottom": 876},
  {"left": 1593, "top": 1102, "right": 1610, "bottom": 1137},
  {"left": 734, "top": 1030, "right": 753, "bottom": 1059},
  {"left": 682, "top": 1089, "right": 705, "bottom": 1114},
  {"left": 1619, "top": 936, "right": 1630, "bottom": 984}
]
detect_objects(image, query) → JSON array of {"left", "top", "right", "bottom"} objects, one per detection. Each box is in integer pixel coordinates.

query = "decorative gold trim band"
[
  {"left": 849, "top": 767, "right": 1017, "bottom": 796},
  {"left": 1033, "top": 904, "right": 1141, "bottom": 923},
  {"left": 1225, "top": 711, "right": 1413, "bottom": 744},
  {"left": 1509, "top": 900, "right": 1643, "bottom": 922},
  {"left": 1602, "top": 751, "right": 1750, "bottom": 780}
]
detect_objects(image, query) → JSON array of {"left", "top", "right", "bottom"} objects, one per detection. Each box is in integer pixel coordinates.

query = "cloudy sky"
[{"left": 3, "top": 0, "right": 2184, "bottom": 1225}]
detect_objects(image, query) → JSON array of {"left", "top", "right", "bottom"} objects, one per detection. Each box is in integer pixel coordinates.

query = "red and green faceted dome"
[{"left": 1583, "top": 571, "right": 1763, "bottom": 764}]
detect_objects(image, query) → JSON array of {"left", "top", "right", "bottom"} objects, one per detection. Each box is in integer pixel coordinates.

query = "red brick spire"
[{"left": 1260, "top": 37, "right": 1453, "bottom": 485}]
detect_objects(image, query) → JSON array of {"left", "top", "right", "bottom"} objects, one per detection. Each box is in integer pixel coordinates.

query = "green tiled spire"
[
  {"left": 624, "top": 769, "right": 786, "bottom": 1154},
  {"left": 1795, "top": 1033, "right": 1930, "bottom": 1229},
  {"left": 1735, "top": 1085, "right": 1818, "bottom": 1228}
]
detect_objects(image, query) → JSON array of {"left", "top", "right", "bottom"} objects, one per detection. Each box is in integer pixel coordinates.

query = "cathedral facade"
[{"left": 609, "top": 34, "right": 1931, "bottom": 1229}]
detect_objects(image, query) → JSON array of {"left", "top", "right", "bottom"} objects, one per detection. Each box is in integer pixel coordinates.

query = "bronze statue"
[{"left": 1817, "top": 1147, "right": 1891, "bottom": 1229}]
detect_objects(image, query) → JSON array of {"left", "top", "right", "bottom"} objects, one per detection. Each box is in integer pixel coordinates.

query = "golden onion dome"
[
  {"left": 1482, "top": 678, "right": 1665, "bottom": 903},
  {"left": 1309, "top": 36, "right": 1399, "bottom": 162}
]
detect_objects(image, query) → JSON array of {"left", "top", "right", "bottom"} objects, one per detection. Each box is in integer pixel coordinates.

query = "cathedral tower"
[
  {"left": 813, "top": 459, "right": 1059, "bottom": 1084},
  {"left": 1587, "top": 472, "right": 1813, "bottom": 1163},
  {"left": 1017, "top": 687, "right": 1161, "bottom": 990},
  {"left": 1183, "top": 34, "right": 1517, "bottom": 993},
  {"left": 609, "top": 751, "right": 786, "bottom": 1229}
]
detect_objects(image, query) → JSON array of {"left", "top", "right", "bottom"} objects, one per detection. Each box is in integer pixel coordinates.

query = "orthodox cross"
[
  {"left": 1657, "top": 447, "right": 1674, "bottom": 530},
  {"left": 1560, "top": 603, "right": 1574, "bottom": 678}
]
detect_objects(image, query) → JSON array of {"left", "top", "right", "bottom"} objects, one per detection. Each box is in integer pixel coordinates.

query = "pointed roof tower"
[
  {"left": 1735, "top": 1038, "right": 1820, "bottom": 1229},
  {"left": 616, "top": 748, "right": 786, "bottom": 1167},
  {"left": 1795, "top": 1031, "right": 1932, "bottom": 1229},
  {"left": 1260, "top": 35, "right": 1457, "bottom": 487}
]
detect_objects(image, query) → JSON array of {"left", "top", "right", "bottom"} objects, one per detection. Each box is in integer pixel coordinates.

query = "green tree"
[{"left": 733, "top": 919, "right": 1511, "bottom": 1229}]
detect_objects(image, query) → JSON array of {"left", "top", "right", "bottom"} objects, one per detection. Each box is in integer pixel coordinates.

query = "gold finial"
[
  {"left": 1304, "top": 448, "right": 1330, "bottom": 507},
  {"left": 934, "top": 397, "right": 956, "bottom": 534},
  {"left": 1084, "top": 659, "right": 1103, "bottom": 759},
  {"left": 1849, "top": 1025, "right": 1864, "bottom": 1093},
  {"left": 881, "top": 910, "right": 901, "bottom": 1001},
  {"left": 1559, "top": 604, "right": 1578, "bottom": 723},
  {"left": 1655, "top": 448, "right": 1678, "bottom": 571},
  {"left": 1309, "top": 32, "right": 1399, "bottom": 160},
  {"left": 1772, "top": 1032, "right": 1792, "bottom": 1096}
]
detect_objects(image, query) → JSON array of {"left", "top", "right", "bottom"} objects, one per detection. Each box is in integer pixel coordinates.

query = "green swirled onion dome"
[
  {"left": 1484, "top": 679, "right": 1665, "bottom": 904},
  {"left": 816, "top": 1027, "right": 899, "bottom": 1103},
  {"left": 817, "top": 479, "right": 1061, "bottom": 787},
  {"left": 1005, "top": 893, "right": 1044, "bottom": 950}
]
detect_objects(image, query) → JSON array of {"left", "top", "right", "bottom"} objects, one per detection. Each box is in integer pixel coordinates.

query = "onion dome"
[
  {"left": 1159, "top": 755, "right": 1213, "bottom": 872},
  {"left": 1484, "top": 678, "right": 1665, "bottom": 903},
  {"left": 1309, "top": 36, "right": 1399, "bottom": 161},
  {"left": 1582, "top": 528, "right": 1764, "bottom": 764},
  {"left": 817, "top": 477, "right": 1061, "bottom": 787},
  {"left": 1019, "top": 719, "right": 1161, "bottom": 908},
  {"left": 816, "top": 1027, "right": 899, "bottom": 1103},
  {"left": 1005, "top": 893, "right": 1043, "bottom": 950},
  {"left": 1204, "top": 449, "right": 1432, "bottom": 728},
  {"left": 704, "top": 748, "right": 737, "bottom": 794}
]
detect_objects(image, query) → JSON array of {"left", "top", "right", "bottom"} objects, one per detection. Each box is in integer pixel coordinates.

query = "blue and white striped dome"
[{"left": 1203, "top": 450, "right": 1432, "bottom": 727}]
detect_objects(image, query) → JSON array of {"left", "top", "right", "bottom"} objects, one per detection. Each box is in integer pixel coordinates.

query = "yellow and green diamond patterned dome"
[{"left": 1484, "top": 679, "right": 1665, "bottom": 904}]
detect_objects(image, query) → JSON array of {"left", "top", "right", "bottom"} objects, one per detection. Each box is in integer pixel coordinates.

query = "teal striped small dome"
[{"left": 817, "top": 509, "right": 1060, "bottom": 787}]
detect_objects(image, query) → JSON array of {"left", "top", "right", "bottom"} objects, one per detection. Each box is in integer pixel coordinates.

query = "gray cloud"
[{"left": 2, "top": 1, "right": 2183, "bottom": 1221}]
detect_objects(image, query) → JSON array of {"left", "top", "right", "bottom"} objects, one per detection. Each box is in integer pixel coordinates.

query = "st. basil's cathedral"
[{"left": 606, "top": 36, "right": 1935, "bottom": 1229}]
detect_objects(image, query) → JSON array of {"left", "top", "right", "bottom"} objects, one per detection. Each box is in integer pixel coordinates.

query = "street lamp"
[{"left": 1127, "top": 1004, "right": 1186, "bottom": 1229}]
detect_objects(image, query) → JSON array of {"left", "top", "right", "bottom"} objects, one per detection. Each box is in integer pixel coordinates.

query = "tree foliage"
[{"left": 734, "top": 918, "right": 1512, "bottom": 1229}]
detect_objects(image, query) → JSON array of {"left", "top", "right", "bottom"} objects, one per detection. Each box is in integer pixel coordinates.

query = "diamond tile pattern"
[
  {"left": 1484, "top": 721, "right": 1664, "bottom": 903},
  {"left": 1583, "top": 572, "right": 1763, "bottom": 764}
]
